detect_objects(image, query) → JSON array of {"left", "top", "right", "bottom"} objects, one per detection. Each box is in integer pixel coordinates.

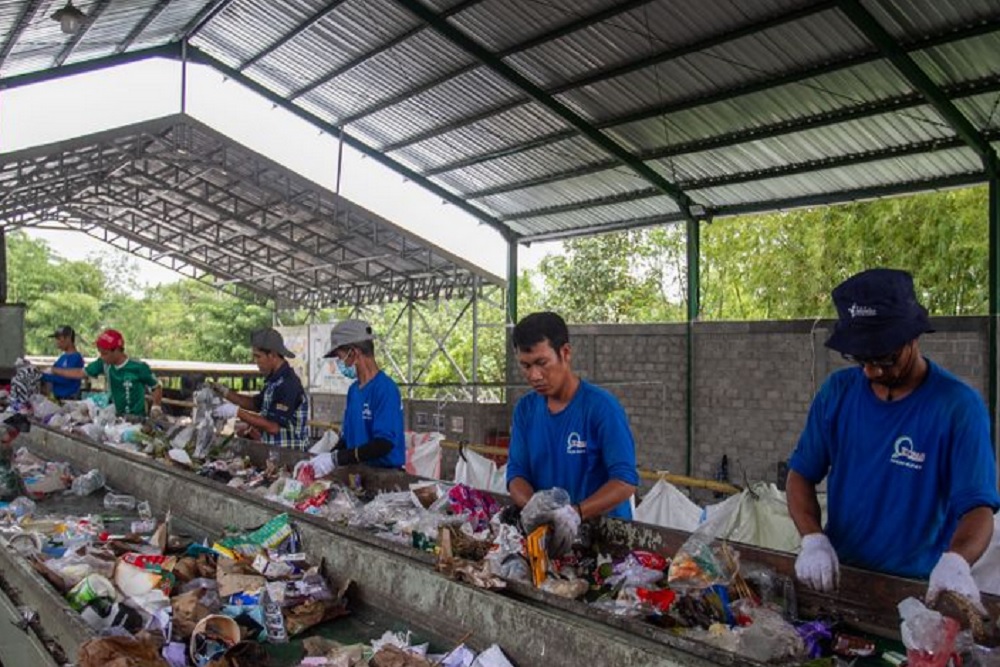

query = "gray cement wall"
[{"left": 316, "top": 317, "right": 992, "bottom": 486}]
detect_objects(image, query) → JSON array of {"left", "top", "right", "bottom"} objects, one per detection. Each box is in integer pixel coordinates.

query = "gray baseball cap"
[
  {"left": 250, "top": 328, "right": 295, "bottom": 358},
  {"left": 323, "top": 319, "right": 374, "bottom": 358}
]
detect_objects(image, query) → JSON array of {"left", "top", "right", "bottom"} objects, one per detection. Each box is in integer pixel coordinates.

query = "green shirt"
[{"left": 85, "top": 358, "right": 159, "bottom": 417}]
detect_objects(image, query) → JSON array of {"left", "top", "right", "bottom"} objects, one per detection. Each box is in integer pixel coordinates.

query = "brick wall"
[{"left": 318, "top": 317, "right": 993, "bottom": 486}]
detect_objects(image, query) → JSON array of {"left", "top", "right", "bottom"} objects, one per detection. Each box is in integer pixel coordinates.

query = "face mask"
[{"left": 335, "top": 356, "right": 357, "bottom": 380}]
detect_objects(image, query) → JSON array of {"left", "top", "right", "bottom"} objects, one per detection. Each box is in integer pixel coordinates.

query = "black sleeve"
[{"left": 335, "top": 439, "right": 394, "bottom": 465}]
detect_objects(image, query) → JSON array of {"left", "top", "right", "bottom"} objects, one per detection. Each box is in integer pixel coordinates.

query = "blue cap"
[{"left": 825, "top": 268, "right": 933, "bottom": 358}]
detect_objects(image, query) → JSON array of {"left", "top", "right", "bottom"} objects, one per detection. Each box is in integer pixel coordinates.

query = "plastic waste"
[
  {"left": 6, "top": 496, "right": 36, "bottom": 518},
  {"left": 104, "top": 493, "right": 137, "bottom": 511},
  {"left": 261, "top": 587, "right": 288, "bottom": 644},
  {"left": 899, "top": 596, "right": 961, "bottom": 667},
  {"left": 71, "top": 470, "right": 106, "bottom": 496}
]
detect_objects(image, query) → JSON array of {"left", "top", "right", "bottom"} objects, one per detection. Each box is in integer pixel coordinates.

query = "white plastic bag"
[
  {"left": 406, "top": 431, "right": 443, "bottom": 479},
  {"left": 309, "top": 430, "right": 340, "bottom": 454},
  {"left": 634, "top": 479, "right": 702, "bottom": 531}
]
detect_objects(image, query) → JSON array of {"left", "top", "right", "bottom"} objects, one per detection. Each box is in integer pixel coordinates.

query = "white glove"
[
  {"left": 212, "top": 403, "right": 239, "bottom": 419},
  {"left": 294, "top": 452, "right": 336, "bottom": 479},
  {"left": 207, "top": 381, "right": 229, "bottom": 399},
  {"left": 547, "top": 504, "right": 582, "bottom": 558},
  {"left": 149, "top": 405, "right": 163, "bottom": 419},
  {"left": 795, "top": 533, "right": 840, "bottom": 592},
  {"left": 927, "top": 551, "right": 984, "bottom": 613}
]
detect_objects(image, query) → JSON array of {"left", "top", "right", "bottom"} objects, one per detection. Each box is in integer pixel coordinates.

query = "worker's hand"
[
  {"left": 149, "top": 405, "right": 164, "bottom": 420},
  {"left": 521, "top": 488, "right": 580, "bottom": 558},
  {"left": 294, "top": 453, "right": 336, "bottom": 481},
  {"left": 927, "top": 551, "right": 985, "bottom": 614},
  {"left": 795, "top": 533, "right": 840, "bottom": 592},
  {"left": 212, "top": 403, "right": 239, "bottom": 420},
  {"left": 207, "top": 381, "right": 229, "bottom": 399}
]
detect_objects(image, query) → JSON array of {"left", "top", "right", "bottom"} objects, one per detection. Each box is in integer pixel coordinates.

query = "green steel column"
[
  {"left": 507, "top": 239, "right": 518, "bottom": 326},
  {"left": 0, "top": 228, "right": 6, "bottom": 303},
  {"left": 990, "top": 174, "right": 1000, "bottom": 451},
  {"left": 686, "top": 217, "right": 701, "bottom": 477}
]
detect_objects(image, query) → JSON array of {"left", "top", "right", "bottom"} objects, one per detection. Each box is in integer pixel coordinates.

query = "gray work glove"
[{"left": 521, "top": 488, "right": 581, "bottom": 558}]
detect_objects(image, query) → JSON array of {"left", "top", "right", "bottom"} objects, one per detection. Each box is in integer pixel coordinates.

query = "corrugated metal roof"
[
  {"left": 1, "top": 0, "right": 999, "bottom": 245},
  {"left": 0, "top": 114, "right": 500, "bottom": 308}
]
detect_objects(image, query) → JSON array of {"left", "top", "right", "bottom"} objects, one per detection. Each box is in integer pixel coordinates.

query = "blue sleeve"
[
  {"left": 263, "top": 377, "right": 303, "bottom": 427},
  {"left": 595, "top": 395, "right": 639, "bottom": 485},
  {"left": 946, "top": 390, "right": 1000, "bottom": 519},
  {"left": 67, "top": 353, "right": 84, "bottom": 369},
  {"left": 788, "top": 379, "right": 835, "bottom": 484},
  {"left": 370, "top": 378, "right": 404, "bottom": 445},
  {"left": 506, "top": 399, "right": 531, "bottom": 488}
]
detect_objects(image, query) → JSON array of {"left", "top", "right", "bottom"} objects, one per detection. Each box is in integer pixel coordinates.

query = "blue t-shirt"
[
  {"left": 507, "top": 380, "right": 639, "bottom": 520},
  {"left": 342, "top": 371, "right": 405, "bottom": 468},
  {"left": 789, "top": 359, "right": 1000, "bottom": 578},
  {"left": 42, "top": 352, "right": 84, "bottom": 399}
]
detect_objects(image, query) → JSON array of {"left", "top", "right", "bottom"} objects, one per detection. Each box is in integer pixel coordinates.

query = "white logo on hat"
[{"left": 848, "top": 303, "right": 877, "bottom": 318}]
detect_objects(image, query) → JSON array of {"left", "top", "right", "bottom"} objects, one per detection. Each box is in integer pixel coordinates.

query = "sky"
[{"left": 0, "top": 57, "right": 560, "bottom": 289}]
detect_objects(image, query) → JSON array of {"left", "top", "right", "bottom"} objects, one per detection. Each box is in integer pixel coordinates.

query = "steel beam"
[
  {"left": 837, "top": 0, "right": 998, "bottom": 175},
  {"left": 685, "top": 216, "right": 700, "bottom": 477},
  {"left": 52, "top": 0, "right": 113, "bottom": 68},
  {"left": 178, "top": 0, "right": 235, "bottom": 41},
  {"left": 0, "top": 228, "right": 6, "bottom": 303},
  {"left": 290, "top": 0, "right": 486, "bottom": 101},
  {"left": 0, "top": 0, "right": 42, "bottom": 70},
  {"left": 391, "top": 0, "right": 696, "bottom": 221},
  {"left": 418, "top": 19, "right": 999, "bottom": 180},
  {"left": 341, "top": 1, "right": 830, "bottom": 129},
  {"left": 461, "top": 76, "right": 1000, "bottom": 198},
  {"left": 239, "top": 0, "right": 351, "bottom": 72},
  {"left": 115, "top": 0, "right": 172, "bottom": 55},
  {"left": 0, "top": 43, "right": 181, "bottom": 91},
  {"left": 990, "top": 170, "right": 1000, "bottom": 447},
  {"left": 183, "top": 45, "right": 516, "bottom": 242},
  {"left": 507, "top": 238, "right": 518, "bottom": 325}
]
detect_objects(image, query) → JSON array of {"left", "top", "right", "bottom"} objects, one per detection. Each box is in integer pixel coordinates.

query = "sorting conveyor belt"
[{"left": 16, "top": 424, "right": 1000, "bottom": 666}]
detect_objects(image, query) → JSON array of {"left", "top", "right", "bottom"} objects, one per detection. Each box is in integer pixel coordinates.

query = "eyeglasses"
[{"left": 841, "top": 347, "right": 903, "bottom": 368}]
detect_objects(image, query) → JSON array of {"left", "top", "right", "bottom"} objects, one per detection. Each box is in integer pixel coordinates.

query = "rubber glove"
[
  {"left": 294, "top": 452, "right": 336, "bottom": 480},
  {"left": 212, "top": 403, "right": 239, "bottom": 419},
  {"left": 207, "top": 381, "right": 229, "bottom": 399},
  {"left": 148, "top": 405, "right": 163, "bottom": 420},
  {"left": 522, "top": 489, "right": 580, "bottom": 558},
  {"left": 547, "top": 504, "right": 582, "bottom": 558},
  {"left": 927, "top": 551, "right": 984, "bottom": 613},
  {"left": 795, "top": 533, "right": 840, "bottom": 592}
]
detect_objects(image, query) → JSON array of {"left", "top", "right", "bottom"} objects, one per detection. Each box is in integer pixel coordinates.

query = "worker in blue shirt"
[
  {"left": 41, "top": 326, "right": 84, "bottom": 400},
  {"left": 302, "top": 319, "right": 405, "bottom": 475},
  {"left": 211, "top": 328, "right": 309, "bottom": 450},
  {"left": 787, "top": 268, "right": 1000, "bottom": 612},
  {"left": 506, "top": 312, "right": 639, "bottom": 553}
]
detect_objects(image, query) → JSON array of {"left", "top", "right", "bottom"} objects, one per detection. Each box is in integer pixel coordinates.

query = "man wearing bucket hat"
[
  {"left": 787, "top": 268, "right": 1000, "bottom": 611},
  {"left": 299, "top": 319, "right": 405, "bottom": 476},
  {"left": 210, "top": 328, "right": 309, "bottom": 450},
  {"left": 48, "top": 329, "right": 163, "bottom": 418}
]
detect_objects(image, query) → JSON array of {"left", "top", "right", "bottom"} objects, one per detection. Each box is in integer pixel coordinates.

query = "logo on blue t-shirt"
[
  {"left": 362, "top": 403, "right": 372, "bottom": 421},
  {"left": 566, "top": 432, "right": 586, "bottom": 455},
  {"left": 890, "top": 435, "right": 925, "bottom": 470}
]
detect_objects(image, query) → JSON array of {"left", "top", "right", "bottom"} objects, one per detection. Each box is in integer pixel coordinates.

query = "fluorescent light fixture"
[
  {"left": 51, "top": 1, "right": 86, "bottom": 35},
  {"left": 689, "top": 203, "right": 707, "bottom": 218}
]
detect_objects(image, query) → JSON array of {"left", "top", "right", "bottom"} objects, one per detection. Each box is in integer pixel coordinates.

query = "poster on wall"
[
  {"left": 309, "top": 324, "right": 353, "bottom": 394},
  {"left": 274, "top": 326, "right": 309, "bottom": 389}
]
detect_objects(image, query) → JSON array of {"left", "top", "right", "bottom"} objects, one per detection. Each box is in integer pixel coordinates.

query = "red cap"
[{"left": 95, "top": 329, "right": 124, "bottom": 351}]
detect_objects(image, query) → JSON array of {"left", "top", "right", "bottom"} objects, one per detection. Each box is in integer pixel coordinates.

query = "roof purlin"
[
  {"left": 837, "top": 0, "right": 999, "bottom": 176},
  {"left": 390, "top": 0, "right": 696, "bottom": 221}
]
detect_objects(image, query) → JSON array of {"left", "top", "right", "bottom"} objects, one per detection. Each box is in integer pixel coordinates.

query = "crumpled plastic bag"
[
  {"left": 521, "top": 488, "right": 579, "bottom": 557},
  {"left": 899, "top": 596, "right": 961, "bottom": 667},
  {"left": 667, "top": 527, "right": 735, "bottom": 591}
]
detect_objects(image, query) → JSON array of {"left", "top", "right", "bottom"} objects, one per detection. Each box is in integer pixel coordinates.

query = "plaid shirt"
[{"left": 255, "top": 363, "right": 310, "bottom": 450}]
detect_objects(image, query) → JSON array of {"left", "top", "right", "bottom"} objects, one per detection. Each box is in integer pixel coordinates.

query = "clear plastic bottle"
[
  {"left": 103, "top": 493, "right": 136, "bottom": 511},
  {"left": 71, "top": 470, "right": 106, "bottom": 496}
]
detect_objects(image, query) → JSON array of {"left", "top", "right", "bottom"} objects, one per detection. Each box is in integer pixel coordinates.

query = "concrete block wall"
[{"left": 505, "top": 316, "right": 992, "bottom": 489}]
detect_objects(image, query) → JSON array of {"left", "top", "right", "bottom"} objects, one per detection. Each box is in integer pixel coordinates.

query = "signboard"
[{"left": 274, "top": 324, "right": 353, "bottom": 395}]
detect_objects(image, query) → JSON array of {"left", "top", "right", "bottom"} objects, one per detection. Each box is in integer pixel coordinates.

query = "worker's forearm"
[
  {"left": 225, "top": 391, "right": 257, "bottom": 411},
  {"left": 580, "top": 479, "right": 635, "bottom": 520},
  {"left": 49, "top": 368, "right": 86, "bottom": 380},
  {"left": 786, "top": 469, "right": 824, "bottom": 536},
  {"left": 508, "top": 477, "right": 535, "bottom": 508},
  {"left": 237, "top": 409, "right": 280, "bottom": 435},
  {"left": 949, "top": 506, "right": 994, "bottom": 565},
  {"left": 151, "top": 386, "right": 163, "bottom": 406}
]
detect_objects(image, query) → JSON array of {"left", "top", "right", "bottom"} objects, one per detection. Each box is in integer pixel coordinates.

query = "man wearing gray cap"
[
  {"left": 300, "top": 319, "right": 405, "bottom": 475},
  {"left": 211, "top": 328, "right": 309, "bottom": 450}
]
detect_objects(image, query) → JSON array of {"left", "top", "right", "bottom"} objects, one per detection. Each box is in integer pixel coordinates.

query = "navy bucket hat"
[{"left": 825, "top": 268, "right": 933, "bottom": 358}]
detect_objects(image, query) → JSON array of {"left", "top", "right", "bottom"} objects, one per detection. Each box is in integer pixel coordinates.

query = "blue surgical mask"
[{"left": 335, "top": 357, "right": 357, "bottom": 380}]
